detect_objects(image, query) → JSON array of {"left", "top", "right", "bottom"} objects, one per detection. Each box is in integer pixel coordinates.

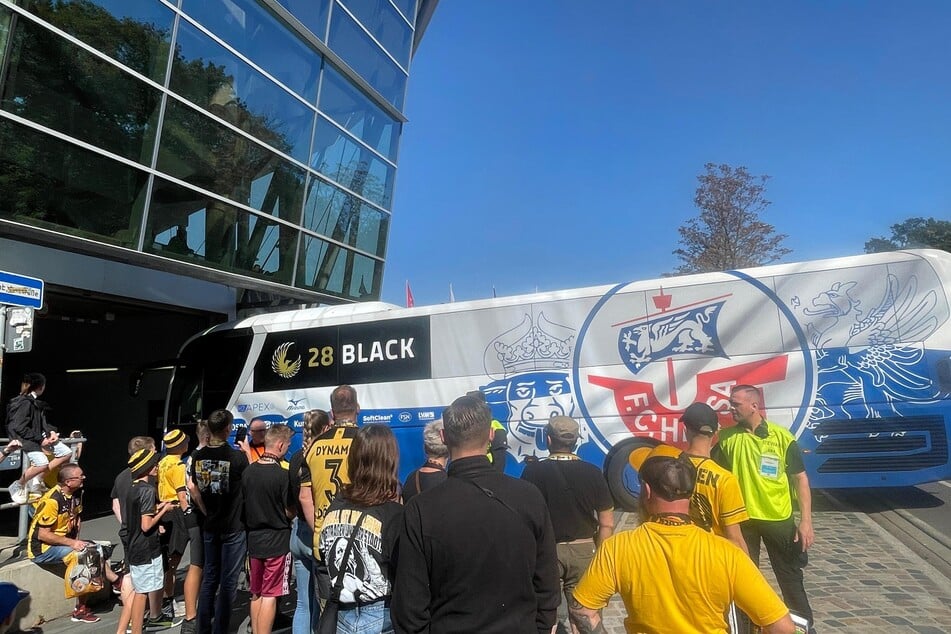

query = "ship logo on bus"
[
  {"left": 617, "top": 290, "right": 729, "bottom": 374},
  {"left": 272, "top": 342, "right": 302, "bottom": 379}
]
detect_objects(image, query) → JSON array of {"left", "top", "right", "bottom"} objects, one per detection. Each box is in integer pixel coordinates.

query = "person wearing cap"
[
  {"left": 713, "top": 384, "right": 816, "bottom": 632},
  {"left": 27, "top": 463, "right": 124, "bottom": 624},
  {"left": 521, "top": 415, "right": 614, "bottom": 634},
  {"left": 0, "top": 582, "right": 28, "bottom": 634},
  {"left": 629, "top": 403, "right": 750, "bottom": 555},
  {"left": 571, "top": 447, "right": 795, "bottom": 634},
  {"left": 157, "top": 429, "right": 190, "bottom": 621},
  {"left": 392, "top": 393, "right": 560, "bottom": 634},
  {"left": 126, "top": 448, "right": 178, "bottom": 633}
]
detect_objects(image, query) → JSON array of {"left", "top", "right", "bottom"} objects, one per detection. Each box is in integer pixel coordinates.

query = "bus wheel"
[{"left": 603, "top": 436, "right": 662, "bottom": 512}]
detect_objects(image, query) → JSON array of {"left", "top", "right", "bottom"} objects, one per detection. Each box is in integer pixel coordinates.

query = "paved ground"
[{"left": 3, "top": 500, "right": 951, "bottom": 633}]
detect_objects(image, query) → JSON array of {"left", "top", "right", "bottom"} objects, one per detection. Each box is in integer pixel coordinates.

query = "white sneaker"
[
  {"left": 8, "top": 480, "right": 28, "bottom": 504},
  {"left": 27, "top": 476, "right": 47, "bottom": 496}
]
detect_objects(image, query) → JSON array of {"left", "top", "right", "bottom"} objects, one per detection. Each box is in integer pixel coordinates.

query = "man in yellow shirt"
[
  {"left": 571, "top": 446, "right": 794, "bottom": 634},
  {"left": 157, "top": 429, "right": 190, "bottom": 621}
]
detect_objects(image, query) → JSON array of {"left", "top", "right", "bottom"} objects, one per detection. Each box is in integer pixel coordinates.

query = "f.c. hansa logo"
[{"left": 271, "top": 342, "right": 302, "bottom": 379}]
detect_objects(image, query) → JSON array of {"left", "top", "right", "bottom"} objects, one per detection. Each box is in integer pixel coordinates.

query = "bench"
[{"left": 0, "top": 556, "right": 112, "bottom": 630}]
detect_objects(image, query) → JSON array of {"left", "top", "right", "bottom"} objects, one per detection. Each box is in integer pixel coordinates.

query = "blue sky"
[{"left": 379, "top": 1, "right": 951, "bottom": 306}]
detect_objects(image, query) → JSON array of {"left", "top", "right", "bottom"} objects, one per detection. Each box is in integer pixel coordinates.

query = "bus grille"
[{"left": 813, "top": 416, "right": 948, "bottom": 473}]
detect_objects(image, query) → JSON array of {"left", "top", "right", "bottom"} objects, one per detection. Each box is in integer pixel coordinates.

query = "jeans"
[
  {"left": 199, "top": 530, "right": 246, "bottom": 634},
  {"left": 30, "top": 544, "right": 73, "bottom": 564},
  {"left": 290, "top": 518, "right": 320, "bottom": 634},
  {"left": 337, "top": 601, "right": 393, "bottom": 634}
]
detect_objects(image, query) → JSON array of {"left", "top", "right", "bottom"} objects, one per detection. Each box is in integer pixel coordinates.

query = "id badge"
[{"left": 759, "top": 454, "right": 780, "bottom": 479}]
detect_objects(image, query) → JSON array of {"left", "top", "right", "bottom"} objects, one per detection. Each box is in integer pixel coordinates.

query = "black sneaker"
[
  {"left": 180, "top": 617, "right": 197, "bottom": 634},
  {"left": 145, "top": 615, "right": 183, "bottom": 630},
  {"left": 161, "top": 600, "right": 175, "bottom": 621}
]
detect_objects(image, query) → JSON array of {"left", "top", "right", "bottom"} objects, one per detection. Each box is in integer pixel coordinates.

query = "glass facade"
[{"left": 0, "top": 0, "right": 427, "bottom": 303}]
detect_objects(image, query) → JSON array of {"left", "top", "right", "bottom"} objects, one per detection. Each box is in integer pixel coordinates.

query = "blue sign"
[{"left": 0, "top": 270, "right": 44, "bottom": 309}]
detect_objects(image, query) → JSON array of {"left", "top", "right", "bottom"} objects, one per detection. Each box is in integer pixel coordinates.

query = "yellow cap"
[{"left": 628, "top": 443, "right": 683, "bottom": 471}]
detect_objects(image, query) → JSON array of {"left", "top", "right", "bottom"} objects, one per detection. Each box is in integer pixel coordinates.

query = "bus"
[{"left": 163, "top": 249, "right": 951, "bottom": 509}]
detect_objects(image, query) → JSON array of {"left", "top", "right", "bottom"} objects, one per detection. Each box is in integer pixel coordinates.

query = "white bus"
[{"left": 164, "top": 249, "right": 951, "bottom": 508}]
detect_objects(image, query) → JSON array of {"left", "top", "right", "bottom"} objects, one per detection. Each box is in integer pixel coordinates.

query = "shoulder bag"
[{"left": 316, "top": 510, "right": 368, "bottom": 634}]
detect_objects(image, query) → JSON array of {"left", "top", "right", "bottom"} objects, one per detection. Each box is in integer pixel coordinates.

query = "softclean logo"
[{"left": 271, "top": 342, "right": 302, "bottom": 379}]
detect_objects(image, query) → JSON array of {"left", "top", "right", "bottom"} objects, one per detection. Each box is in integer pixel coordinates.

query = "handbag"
[{"left": 316, "top": 511, "right": 368, "bottom": 634}]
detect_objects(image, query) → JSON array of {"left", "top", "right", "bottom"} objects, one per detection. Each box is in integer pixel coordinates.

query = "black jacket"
[
  {"left": 6, "top": 394, "right": 52, "bottom": 452},
  {"left": 392, "top": 455, "right": 560, "bottom": 634}
]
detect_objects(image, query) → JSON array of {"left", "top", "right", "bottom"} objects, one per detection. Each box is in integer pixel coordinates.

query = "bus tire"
[{"left": 604, "top": 436, "right": 661, "bottom": 512}]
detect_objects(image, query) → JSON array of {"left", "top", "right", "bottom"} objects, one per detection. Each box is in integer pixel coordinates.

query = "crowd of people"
[{"left": 4, "top": 373, "right": 816, "bottom": 634}]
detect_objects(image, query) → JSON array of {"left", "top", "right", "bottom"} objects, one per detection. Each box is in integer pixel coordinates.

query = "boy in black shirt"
[
  {"left": 189, "top": 409, "right": 248, "bottom": 634},
  {"left": 242, "top": 424, "right": 294, "bottom": 634},
  {"left": 125, "top": 449, "right": 177, "bottom": 633}
]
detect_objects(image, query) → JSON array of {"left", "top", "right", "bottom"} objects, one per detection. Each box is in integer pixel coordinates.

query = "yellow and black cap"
[
  {"left": 129, "top": 448, "right": 160, "bottom": 480},
  {"left": 163, "top": 429, "right": 187, "bottom": 450},
  {"left": 628, "top": 443, "right": 696, "bottom": 501}
]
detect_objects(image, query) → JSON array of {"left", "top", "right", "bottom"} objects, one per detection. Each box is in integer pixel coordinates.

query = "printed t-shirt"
[
  {"left": 300, "top": 424, "right": 358, "bottom": 551},
  {"left": 27, "top": 485, "right": 82, "bottom": 559},
  {"left": 125, "top": 480, "right": 162, "bottom": 566},
  {"left": 189, "top": 443, "right": 248, "bottom": 534},
  {"left": 685, "top": 454, "right": 749, "bottom": 535},
  {"left": 521, "top": 456, "right": 613, "bottom": 542},
  {"left": 318, "top": 499, "right": 403, "bottom": 605},
  {"left": 713, "top": 421, "right": 804, "bottom": 521},
  {"left": 158, "top": 454, "right": 187, "bottom": 503},
  {"left": 573, "top": 521, "right": 788, "bottom": 633},
  {"left": 242, "top": 460, "right": 292, "bottom": 558}
]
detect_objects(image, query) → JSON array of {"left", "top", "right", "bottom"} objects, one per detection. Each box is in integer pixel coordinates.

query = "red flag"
[{"left": 405, "top": 280, "right": 415, "bottom": 307}]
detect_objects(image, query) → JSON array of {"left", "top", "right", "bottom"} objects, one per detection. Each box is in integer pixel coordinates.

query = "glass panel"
[
  {"left": 311, "top": 117, "right": 395, "bottom": 209},
  {"left": 181, "top": 0, "right": 321, "bottom": 103},
  {"left": 297, "top": 233, "right": 381, "bottom": 299},
  {"left": 0, "top": 119, "right": 147, "bottom": 247},
  {"left": 1, "top": 16, "right": 161, "bottom": 165},
  {"left": 328, "top": 7, "right": 406, "bottom": 110},
  {"left": 302, "top": 178, "right": 389, "bottom": 257},
  {"left": 391, "top": 0, "right": 417, "bottom": 24},
  {"left": 319, "top": 64, "right": 399, "bottom": 160},
  {"left": 157, "top": 99, "right": 307, "bottom": 223},
  {"left": 0, "top": 8, "right": 12, "bottom": 69},
  {"left": 338, "top": 0, "right": 412, "bottom": 67},
  {"left": 170, "top": 20, "right": 315, "bottom": 164},
  {"left": 19, "top": 0, "right": 173, "bottom": 83},
  {"left": 145, "top": 177, "right": 298, "bottom": 283},
  {"left": 275, "top": 0, "right": 332, "bottom": 41}
]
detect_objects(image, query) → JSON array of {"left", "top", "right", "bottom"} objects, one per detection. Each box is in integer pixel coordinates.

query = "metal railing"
[{"left": 0, "top": 436, "right": 87, "bottom": 542}]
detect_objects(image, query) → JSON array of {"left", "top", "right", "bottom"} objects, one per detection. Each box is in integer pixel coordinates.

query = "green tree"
[
  {"left": 864, "top": 217, "right": 951, "bottom": 253},
  {"left": 672, "top": 163, "right": 791, "bottom": 274}
]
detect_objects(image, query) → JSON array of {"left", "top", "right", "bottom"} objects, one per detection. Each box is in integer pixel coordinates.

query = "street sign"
[{"left": 0, "top": 269, "right": 44, "bottom": 308}]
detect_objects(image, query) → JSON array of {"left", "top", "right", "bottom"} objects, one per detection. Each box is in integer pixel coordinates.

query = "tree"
[
  {"left": 864, "top": 217, "right": 951, "bottom": 253},
  {"left": 672, "top": 163, "right": 791, "bottom": 274}
]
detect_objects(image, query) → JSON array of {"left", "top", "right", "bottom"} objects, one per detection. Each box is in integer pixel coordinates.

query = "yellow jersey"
[
  {"left": 301, "top": 423, "right": 358, "bottom": 554},
  {"left": 686, "top": 454, "right": 749, "bottom": 537},
  {"left": 157, "top": 454, "right": 187, "bottom": 503},
  {"left": 574, "top": 520, "right": 788, "bottom": 633}
]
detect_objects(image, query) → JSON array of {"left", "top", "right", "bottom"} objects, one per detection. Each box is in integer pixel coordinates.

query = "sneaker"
[
  {"left": 8, "top": 480, "right": 27, "bottom": 504},
  {"left": 26, "top": 475, "right": 47, "bottom": 496},
  {"left": 180, "top": 617, "right": 197, "bottom": 634},
  {"left": 71, "top": 606, "right": 101, "bottom": 623},
  {"left": 161, "top": 599, "right": 175, "bottom": 621},
  {"left": 145, "top": 615, "right": 182, "bottom": 630},
  {"left": 173, "top": 600, "right": 185, "bottom": 618}
]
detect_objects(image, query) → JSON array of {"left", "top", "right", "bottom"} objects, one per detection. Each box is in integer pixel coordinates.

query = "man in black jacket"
[
  {"left": 392, "top": 393, "right": 560, "bottom": 634},
  {"left": 6, "top": 373, "right": 73, "bottom": 504}
]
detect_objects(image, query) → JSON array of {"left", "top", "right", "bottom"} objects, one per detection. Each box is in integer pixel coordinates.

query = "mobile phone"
[{"left": 234, "top": 426, "right": 248, "bottom": 443}]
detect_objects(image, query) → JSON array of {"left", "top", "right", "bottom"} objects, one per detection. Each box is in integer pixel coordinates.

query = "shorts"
[
  {"left": 248, "top": 553, "right": 292, "bottom": 598},
  {"left": 27, "top": 441, "right": 72, "bottom": 466},
  {"left": 159, "top": 507, "right": 189, "bottom": 557},
  {"left": 130, "top": 555, "right": 164, "bottom": 594},
  {"left": 187, "top": 513, "right": 204, "bottom": 567},
  {"left": 556, "top": 541, "right": 597, "bottom": 605}
]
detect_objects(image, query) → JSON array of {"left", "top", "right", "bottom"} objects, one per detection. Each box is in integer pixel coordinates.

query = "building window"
[
  {"left": 145, "top": 177, "right": 299, "bottom": 284},
  {"left": 328, "top": 5, "right": 407, "bottom": 110},
  {"left": 275, "top": 0, "right": 333, "bottom": 42},
  {"left": 298, "top": 233, "right": 381, "bottom": 299},
  {"left": 338, "top": 0, "right": 413, "bottom": 68},
  {"left": 301, "top": 177, "right": 389, "bottom": 257},
  {"left": 0, "top": 119, "right": 148, "bottom": 247},
  {"left": 311, "top": 117, "right": 395, "bottom": 210},
  {"left": 319, "top": 64, "right": 400, "bottom": 161}
]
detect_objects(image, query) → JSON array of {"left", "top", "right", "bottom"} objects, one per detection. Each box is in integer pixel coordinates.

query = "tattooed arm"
[{"left": 568, "top": 597, "right": 607, "bottom": 634}]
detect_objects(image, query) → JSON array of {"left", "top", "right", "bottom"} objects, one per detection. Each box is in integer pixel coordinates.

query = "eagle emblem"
[{"left": 271, "top": 342, "right": 302, "bottom": 379}]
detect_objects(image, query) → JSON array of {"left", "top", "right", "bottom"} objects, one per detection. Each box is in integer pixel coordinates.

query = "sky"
[{"left": 379, "top": 1, "right": 951, "bottom": 307}]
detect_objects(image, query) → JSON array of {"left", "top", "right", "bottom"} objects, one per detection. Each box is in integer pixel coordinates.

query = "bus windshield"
[{"left": 166, "top": 327, "right": 253, "bottom": 426}]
